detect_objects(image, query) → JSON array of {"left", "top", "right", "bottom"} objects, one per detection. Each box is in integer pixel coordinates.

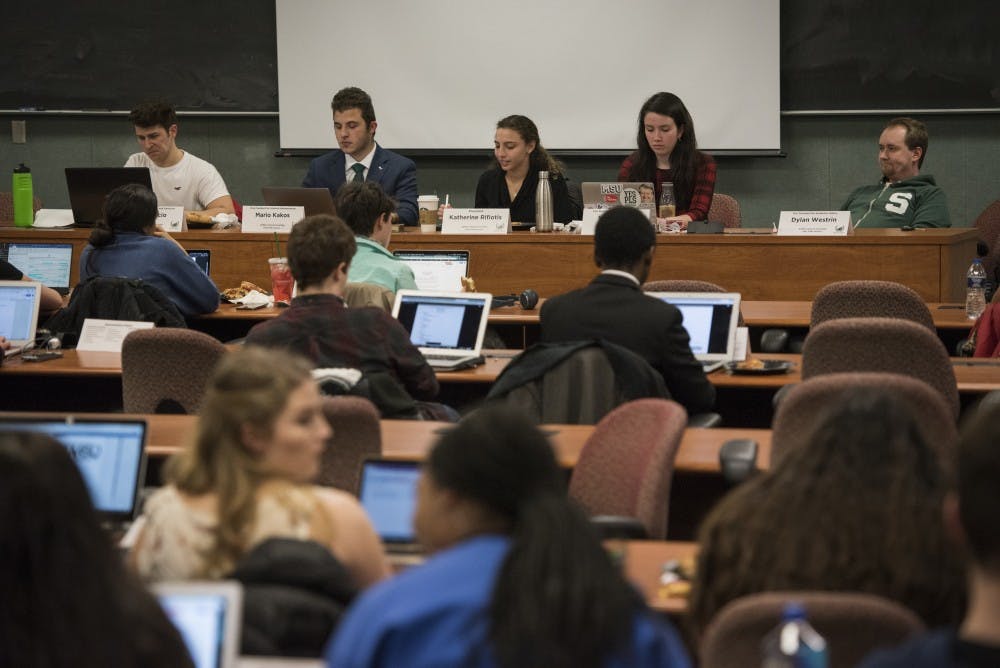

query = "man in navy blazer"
[{"left": 302, "top": 87, "right": 418, "bottom": 226}]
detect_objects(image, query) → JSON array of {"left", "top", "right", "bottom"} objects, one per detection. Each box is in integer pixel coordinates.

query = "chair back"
[
  {"left": 707, "top": 193, "right": 741, "bottom": 228},
  {"left": 810, "top": 280, "right": 935, "bottom": 331},
  {"left": 974, "top": 199, "right": 1000, "bottom": 282},
  {"left": 801, "top": 317, "right": 959, "bottom": 418},
  {"left": 316, "top": 395, "right": 381, "bottom": 495},
  {"left": 343, "top": 282, "right": 394, "bottom": 311},
  {"left": 771, "top": 372, "right": 958, "bottom": 465},
  {"left": 569, "top": 398, "right": 687, "bottom": 539},
  {"left": 642, "top": 279, "right": 727, "bottom": 293},
  {"left": 0, "top": 191, "right": 43, "bottom": 221},
  {"left": 700, "top": 591, "right": 924, "bottom": 668},
  {"left": 121, "top": 328, "right": 227, "bottom": 414}
]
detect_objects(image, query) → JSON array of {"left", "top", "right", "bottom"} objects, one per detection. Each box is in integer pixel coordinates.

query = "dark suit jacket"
[
  {"left": 302, "top": 145, "right": 418, "bottom": 225},
  {"left": 540, "top": 273, "right": 716, "bottom": 413}
]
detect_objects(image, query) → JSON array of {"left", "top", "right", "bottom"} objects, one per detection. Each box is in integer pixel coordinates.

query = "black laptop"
[{"left": 65, "top": 167, "right": 153, "bottom": 226}]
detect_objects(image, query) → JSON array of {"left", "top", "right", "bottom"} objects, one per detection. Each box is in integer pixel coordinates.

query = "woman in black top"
[{"left": 475, "top": 115, "right": 577, "bottom": 224}]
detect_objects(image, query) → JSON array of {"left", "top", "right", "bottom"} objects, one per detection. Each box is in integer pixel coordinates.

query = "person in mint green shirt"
[
  {"left": 334, "top": 182, "right": 417, "bottom": 292},
  {"left": 840, "top": 117, "right": 951, "bottom": 229}
]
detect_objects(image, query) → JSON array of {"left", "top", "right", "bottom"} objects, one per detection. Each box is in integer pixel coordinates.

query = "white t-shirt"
[{"left": 125, "top": 150, "right": 230, "bottom": 211}]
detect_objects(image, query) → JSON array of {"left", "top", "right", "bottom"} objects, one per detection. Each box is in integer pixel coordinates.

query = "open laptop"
[
  {"left": 358, "top": 459, "right": 423, "bottom": 554},
  {"left": 0, "top": 280, "right": 42, "bottom": 357},
  {"left": 392, "top": 290, "right": 492, "bottom": 370},
  {"left": 391, "top": 249, "right": 469, "bottom": 292},
  {"left": 154, "top": 581, "right": 243, "bottom": 668},
  {"left": 0, "top": 416, "right": 147, "bottom": 526},
  {"left": 65, "top": 167, "right": 153, "bottom": 226},
  {"left": 0, "top": 242, "right": 73, "bottom": 294},
  {"left": 646, "top": 292, "right": 742, "bottom": 372},
  {"left": 262, "top": 186, "right": 336, "bottom": 216},
  {"left": 187, "top": 249, "right": 211, "bottom": 275},
  {"left": 582, "top": 182, "right": 656, "bottom": 209}
]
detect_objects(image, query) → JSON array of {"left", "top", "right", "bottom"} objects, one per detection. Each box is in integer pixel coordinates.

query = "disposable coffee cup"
[{"left": 418, "top": 194, "right": 439, "bottom": 231}]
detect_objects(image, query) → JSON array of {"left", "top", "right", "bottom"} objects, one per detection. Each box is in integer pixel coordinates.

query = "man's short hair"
[
  {"left": 129, "top": 100, "right": 178, "bottom": 129},
  {"left": 957, "top": 401, "right": 1000, "bottom": 571},
  {"left": 594, "top": 206, "right": 656, "bottom": 269},
  {"left": 334, "top": 182, "right": 397, "bottom": 237},
  {"left": 331, "top": 87, "right": 376, "bottom": 126},
  {"left": 885, "top": 117, "right": 929, "bottom": 168},
  {"left": 287, "top": 214, "right": 357, "bottom": 289}
]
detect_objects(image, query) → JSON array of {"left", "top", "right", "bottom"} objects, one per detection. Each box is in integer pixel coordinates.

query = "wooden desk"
[
  {"left": 622, "top": 540, "right": 698, "bottom": 615},
  {"left": 0, "top": 227, "right": 976, "bottom": 301},
  {"left": 741, "top": 300, "right": 975, "bottom": 331}
]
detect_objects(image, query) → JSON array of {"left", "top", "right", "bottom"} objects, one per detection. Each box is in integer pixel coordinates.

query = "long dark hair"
[
  {"left": 0, "top": 431, "right": 192, "bottom": 667},
  {"left": 427, "top": 407, "right": 640, "bottom": 668},
  {"left": 494, "top": 115, "right": 564, "bottom": 178},
  {"left": 624, "top": 92, "right": 703, "bottom": 212},
  {"left": 86, "top": 183, "right": 159, "bottom": 274}
]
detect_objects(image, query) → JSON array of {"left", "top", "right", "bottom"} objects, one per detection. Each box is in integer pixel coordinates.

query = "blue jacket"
[{"left": 302, "top": 145, "right": 418, "bottom": 226}]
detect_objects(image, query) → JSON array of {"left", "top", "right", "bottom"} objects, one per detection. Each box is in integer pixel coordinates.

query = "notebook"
[
  {"left": 391, "top": 249, "right": 470, "bottom": 292},
  {"left": 392, "top": 290, "right": 492, "bottom": 370},
  {"left": 154, "top": 581, "right": 243, "bottom": 668},
  {"left": 187, "top": 249, "right": 211, "bottom": 275},
  {"left": 261, "top": 186, "right": 337, "bottom": 216},
  {"left": 65, "top": 167, "right": 153, "bottom": 226},
  {"left": 581, "top": 182, "right": 656, "bottom": 209},
  {"left": 646, "top": 292, "right": 742, "bottom": 372},
  {"left": 358, "top": 459, "right": 423, "bottom": 553},
  {"left": 0, "top": 242, "right": 73, "bottom": 294},
  {"left": 0, "top": 280, "right": 42, "bottom": 357},
  {"left": 0, "top": 416, "right": 147, "bottom": 524}
]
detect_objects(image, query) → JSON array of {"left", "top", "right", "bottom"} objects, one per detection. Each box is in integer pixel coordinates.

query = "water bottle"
[
  {"left": 13, "top": 163, "right": 33, "bottom": 228},
  {"left": 535, "top": 170, "right": 553, "bottom": 232},
  {"left": 658, "top": 182, "right": 677, "bottom": 219},
  {"left": 761, "top": 602, "right": 828, "bottom": 668},
  {"left": 966, "top": 258, "right": 987, "bottom": 320}
]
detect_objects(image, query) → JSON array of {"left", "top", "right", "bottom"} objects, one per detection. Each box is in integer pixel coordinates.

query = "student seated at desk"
[
  {"left": 335, "top": 181, "right": 417, "bottom": 293},
  {"left": 79, "top": 184, "right": 220, "bottom": 318},
  {"left": 326, "top": 406, "right": 691, "bottom": 668},
  {"left": 0, "top": 431, "right": 193, "bottom": 668}
]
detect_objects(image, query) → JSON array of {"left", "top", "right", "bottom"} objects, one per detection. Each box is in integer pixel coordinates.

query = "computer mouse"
[{"left": 901, "top": 224, "right": 915, "bottom": 231}]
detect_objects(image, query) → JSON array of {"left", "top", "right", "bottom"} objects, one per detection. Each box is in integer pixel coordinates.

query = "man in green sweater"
[{"left": 841, "top": 117, "right": 951, "bottom": 229}]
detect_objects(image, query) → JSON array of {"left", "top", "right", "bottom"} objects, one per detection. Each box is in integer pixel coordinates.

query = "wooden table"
[{"left": 0, "top": 227, "right": 977, "bottom": 301}]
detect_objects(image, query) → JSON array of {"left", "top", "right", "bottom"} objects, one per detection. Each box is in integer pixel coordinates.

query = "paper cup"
[{"left": 418, "top": 195, "right": 439, "bottom": 229}]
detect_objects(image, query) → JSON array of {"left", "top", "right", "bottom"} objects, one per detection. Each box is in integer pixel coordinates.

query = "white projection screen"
[{"left": 276, "top": 0, "right": 780, "bottom": 153}]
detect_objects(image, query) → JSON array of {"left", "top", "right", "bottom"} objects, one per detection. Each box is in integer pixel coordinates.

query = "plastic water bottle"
[
  {"left": 535, "top": 170, "right": 553, "bottom": 232},
  {"left": 658, "top": 182, "right": 677, "bottom": 218},
  {"left": 13, "top": 163, "right": 33, "bottom": 228},
  {"left": 761, "top": 603, "right": 828, "bottom": 668},
  {"left": 966, "top": 258, "right": 987, "bottom": 320}
]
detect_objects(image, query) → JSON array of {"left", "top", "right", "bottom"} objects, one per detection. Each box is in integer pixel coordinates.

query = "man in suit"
[
  {"left": 540, "top": 206, "right": 715, "bottom": 414},
  {"left": 302, "top": 87, "right": 418, "bottom": 226}
]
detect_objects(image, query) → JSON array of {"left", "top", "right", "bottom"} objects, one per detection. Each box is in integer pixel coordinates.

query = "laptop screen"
[
  {"left": 391, "top": 250, "right": 469, "bottom": 292},
  {"left": 261, "top": 186, "right": 336, "bottom": 216},
  {"left": 155, "top": 582, "right": 242, "bottom": 668},
  {"left": 581, "top": 182, "right": 656, "bottom": 208},
  {"left": 648, "top": 292, "right": 742, "bottom": 361},
  {"left": 65, "top": 167, "right": 153, "bottom": 225},
  {"left": 0, "top": 281, "right": 41, "bottom": 346},
  {"left": 358, "top": 460, "right": 421, "bottom": 544},
  {"left": 0, "top": 417, "right": 147, "bottom": 521},
  {"left": 0, "top": 242, "right": 73, "bottom": 293},
  {"left": 187, "top": 250, "right": 211, "bottom": 275},
  {"left": 393, "top": 292, "right": 489, "bottom": 353}
]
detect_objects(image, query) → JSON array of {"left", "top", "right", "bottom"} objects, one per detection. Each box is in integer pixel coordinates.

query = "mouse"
[{"left": 901, "top": 224, "right": 915, "bottom": 231}]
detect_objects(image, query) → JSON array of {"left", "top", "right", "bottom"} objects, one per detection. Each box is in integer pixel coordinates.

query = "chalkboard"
[{"left": 0, "top": 0, "right": 277, "bottom": 112}]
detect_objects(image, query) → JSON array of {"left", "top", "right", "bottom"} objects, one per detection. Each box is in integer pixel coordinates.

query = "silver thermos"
[{"left": 535, "top": 170, "right": 553, "bottom": 232}]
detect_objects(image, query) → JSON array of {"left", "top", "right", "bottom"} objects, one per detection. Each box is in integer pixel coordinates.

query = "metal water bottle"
[
  {"left": 13, "top": 163, "right": 33, "bottom": 228},
  {"left": 535, "top": 170, "right": 554, "bottom": 232}
]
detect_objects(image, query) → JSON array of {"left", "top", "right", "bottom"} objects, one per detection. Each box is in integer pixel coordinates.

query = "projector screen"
[{"left": 276, "top": 0, "right": 780, "bottom": 153}]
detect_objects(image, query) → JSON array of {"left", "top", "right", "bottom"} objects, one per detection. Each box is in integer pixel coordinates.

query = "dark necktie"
[{"left": 351, "top": 163, "right": 365, "bottom": 182}]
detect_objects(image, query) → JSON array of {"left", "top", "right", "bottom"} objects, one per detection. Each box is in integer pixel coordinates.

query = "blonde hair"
[{"left": 165, "top": 346, "right": 314, "bottom": 574}]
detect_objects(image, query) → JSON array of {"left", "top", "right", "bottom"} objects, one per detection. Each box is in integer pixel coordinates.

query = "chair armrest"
[
  {"left": 590, "top": 515, "right": 648, "bottom": 540},
  {"left": 688, "top": 412, "right": 723, "bottom": 428},
  {"left": 719, "top": 438, "right": 759, "bottom": 485},
  {"left": 759, "top": 328, "right": 790, "bottom": 353}
]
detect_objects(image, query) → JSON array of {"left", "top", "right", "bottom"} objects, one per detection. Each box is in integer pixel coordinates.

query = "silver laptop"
[
  {"left": 65, "top": 167, "right": 153, "bottom": 226},
  {"left": 646, "top": 292, "right": 742, "bottom": 372},
  {"left": 0, "top": 280, "right": 42, "bottom": 357},
  {"left": 391, "top": 249, "right": 470, "bottom": 292},
  {"left": 262, "top": 186, "right": 336, "bottom": 216},
  {"left": 154, "top": 581, "right": 243, "bottom": 668},
  {"left": 392, "top": 290, "right": 492, "bottom": 370},
  {"left": 358, "top": 459, "right": 423, "bottom": 554},
  {"left": 0, "top": 242, "right": 73, "bottom": 294},
  {"left": 581, "top": 182, "right": 656, "bottom": 210}
]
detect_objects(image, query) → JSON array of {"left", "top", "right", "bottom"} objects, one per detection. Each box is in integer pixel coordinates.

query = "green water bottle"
[{"left": 13, "top": 163, "right": 33, "bottom": 228}]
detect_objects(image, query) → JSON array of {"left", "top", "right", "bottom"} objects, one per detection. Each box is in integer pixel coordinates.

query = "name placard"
[
  {"left": 441, "top": 208, "right": 510, "bottom": 234},
  {"left": 242, "top": 206, "right": 305, "bottom": 233},
  {"left": 580, "top": 206, "right": 654, "bottom": 235},
  {"left": 77, "top": 318, "right": 154, "bottom": 353},
  {"left": 157, "top": 206, "right": 184, "bottom": 232},
  {"left": 777, "top": 211, "right": 851, "bottom": 236}
]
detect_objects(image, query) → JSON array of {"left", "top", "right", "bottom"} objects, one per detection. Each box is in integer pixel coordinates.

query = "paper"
[
  {"left": 32, "top": 209, "right": 75, "bottom": 228},
  {"left": 77, "top": 318, "right": 154, "bottom": 352},
  {"left": 734, "top": 327, "right": 749, "bottom": 360}
]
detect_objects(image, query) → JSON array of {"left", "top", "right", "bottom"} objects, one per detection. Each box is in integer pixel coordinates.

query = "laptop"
[
  {"left": 261, "top": 186, "right": 336, "bottom": 216},
  {"left": 392, "top": 290, "right": 492, "bottom": 370},
  {"left": 358, "top": 459, "right": 423, "bottom": 554},
  {"left": 0, "top": 416, "right": 147, "bottom": 525},
  {"left": 581, "top": 182, "right": 656, "bottom": 210},
  {"left": 65, "top": 167, "right": 153, "bottom": 226},
  {"left": 0, "top": 280, "right": 42, "bottom": 357},
  {"left": 646, "top": 292, "right": 742, "bottom": 372},
  {"left": 154, "top": 581, "right": 243, "bottom": 668},
  {"left": 391, "top": 249, "right": 470, "bottom": 292},
  {"left": 0, "top": 242, "right": 73, "bottom": 294},
  {"left": 187, "top": 249, "right": 211, "bottom": 275}
]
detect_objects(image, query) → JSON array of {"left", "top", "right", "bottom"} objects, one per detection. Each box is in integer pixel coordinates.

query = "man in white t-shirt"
[{"left": 125, "top": 101, "right": 235, "bottom": 217}]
